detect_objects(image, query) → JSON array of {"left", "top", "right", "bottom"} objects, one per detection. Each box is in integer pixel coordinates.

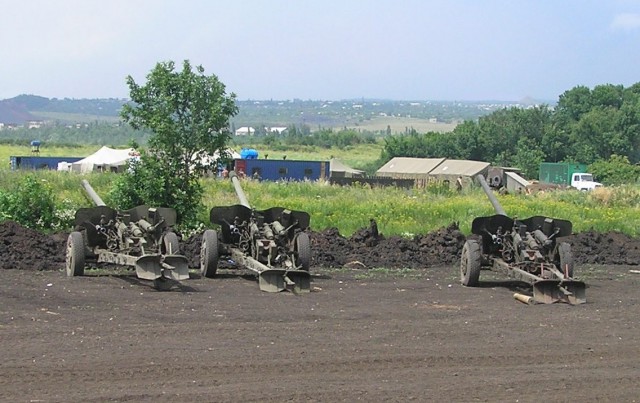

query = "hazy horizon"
[{"left": 2, "top": 1, "right": 639, "bottom": 102}]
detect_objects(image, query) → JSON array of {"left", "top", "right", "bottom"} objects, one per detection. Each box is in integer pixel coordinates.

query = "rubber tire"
[
  {"left": 557, "top": 242, "right": 574, "bottom": 278},
  {"left": 460, "top": 239, "right": 481, "bottom": 287},
  {"left": 295, "top": 232, "right": 311, "bottom": 271},
  {"left": 66, "top": 231, "right": 85, "bottom": 277},
  {"left": 163, "top": 231, "right": 180, "bottom": 255},
  {"left": 200, "top": 230, "right": 219, "bottom": 278}
]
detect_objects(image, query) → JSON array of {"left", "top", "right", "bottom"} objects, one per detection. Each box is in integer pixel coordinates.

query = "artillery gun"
[
  {"left": 65, "top": 180, "right": 190, "bottom": 290},
  {"left": 460, "top": 174, "right": 586, "bottom": 304},
  {"left": 200, "top": 171, "right": 312, "bottom": 293}
]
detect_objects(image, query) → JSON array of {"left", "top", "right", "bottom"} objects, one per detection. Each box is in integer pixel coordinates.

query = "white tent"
[
  {"left": 192, "top": 148, "right": 241, "bottom": 166},
  {"left": 71, "top": 146, "right": 138, "bottom": 173},
  {"left": 191, "top": 148, "right": 241, "bottom": 176}
]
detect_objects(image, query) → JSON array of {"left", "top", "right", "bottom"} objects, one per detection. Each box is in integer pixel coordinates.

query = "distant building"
[
  {"left": 27, "top": 120, "right": 44, "bottom": 129},
  {"left": 235, "top": 126, "right": 255, "bottom": 136},
  {"left": 376, "top": 157, "right": 490, "bottom": 188}
]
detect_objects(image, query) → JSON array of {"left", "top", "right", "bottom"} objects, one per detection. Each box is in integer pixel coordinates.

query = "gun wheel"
[
  {"left": 557, "top": 242, "right": 574, "bottom": 278},
  {"left": 200, "top": 229, "right": 219, "bottom": 278},
  {"left": 460, "top": 239, "right": 481, "bottom": 287},
  {"left": 66, "top": 231, "right": 85, "bottom": 277},
  {"left": 295, "top": 232, "right": 311, "bottom": 271},
  {"left": 162, "top": 231, "right": 180, "bottom": 255}
]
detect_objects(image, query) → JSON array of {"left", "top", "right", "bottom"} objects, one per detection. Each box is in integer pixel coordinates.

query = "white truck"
[{"left": 571, "top": 172, "right": 603, "bottom": 191}]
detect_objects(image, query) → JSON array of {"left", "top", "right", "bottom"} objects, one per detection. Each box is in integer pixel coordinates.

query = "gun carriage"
[
  {"left": 65, "top": 180, "right": 189, "bottom": 290},
  {"left": 460, "top": 174, "right": 586, "bottom": 304},
  {"left": 200, "top": 171, "right": 312, "bottom": 293}
]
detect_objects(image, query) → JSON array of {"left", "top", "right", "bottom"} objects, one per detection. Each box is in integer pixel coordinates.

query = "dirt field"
[{"left": 2, "top": 221, "right": 640, "bottom": 401}]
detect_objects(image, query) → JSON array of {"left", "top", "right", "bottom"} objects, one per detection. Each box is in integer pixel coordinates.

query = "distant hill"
[
  {"left": 0, "top": 95, "right": 126, "bottom": 124},
  {"left": 0, "top": 94, "right": 545, "bottom": 128},
  {"left": 0, "top": 98, "right": 38, "bottom": 124}
]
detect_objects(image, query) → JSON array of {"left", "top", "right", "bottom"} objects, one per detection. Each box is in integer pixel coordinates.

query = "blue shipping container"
[
  {"left": 234, "top": 159, "right": 329, "bottom": 181},
  {"left": 10, "top": 156, "right": 83, "bottom": 170}
]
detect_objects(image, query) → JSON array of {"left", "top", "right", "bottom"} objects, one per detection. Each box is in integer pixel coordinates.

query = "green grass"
[
  {"left": 1, "top": 170, "right": 639, "bottom": 237},
  {"left": 0, "top": 144, "right": 99, "bottom": 171},
  {"left": 0, "top": 170, "right": 120, "bottom": 208},
  {"left": 343, "top": 115, "right": 457, "bottom": 134},
  {"left": 230, "top": 142, "right": 384, "bottom": 170},
  {"left": 2, "top": 143, "right": 639, "bottom": 238},
  {"left": 31, "top": 111, "right": 121, "bottom": 124},
  {"left": 2, "top": 143, "right": 382, "bottom": 172},
  {"left": 200, "top": 178, "right": 640, "bottom": 237}
]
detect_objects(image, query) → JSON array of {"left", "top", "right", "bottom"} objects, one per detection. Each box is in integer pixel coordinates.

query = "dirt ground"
[{"left": 2, "top": 220, "right": 640, "bottom": 401}]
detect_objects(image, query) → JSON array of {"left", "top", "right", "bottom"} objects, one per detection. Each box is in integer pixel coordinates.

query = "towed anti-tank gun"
[
  {"left": 200, "top": 171, "right": 312, "bottom": 293},
  {"left": 460, "top": 174, "right": 586, "bottom": 304},
  {"left": 65, "top": 180, "right": 190, "bottom": 290}
]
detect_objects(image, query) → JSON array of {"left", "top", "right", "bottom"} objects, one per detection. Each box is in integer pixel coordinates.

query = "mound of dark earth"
[
  {"left": 1, "top": 220, "right": 638, "bottom": 271},
  {"left": 0, "top": 220, "right": 67, "bottom": 271},
  {"left": 568, "top": 229, "right": 640, "bottom": 265},
  {"left": 309, "top": 222, "right": 467, "bottom": 269}
]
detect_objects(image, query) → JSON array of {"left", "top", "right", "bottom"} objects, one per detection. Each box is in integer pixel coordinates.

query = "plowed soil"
[{"left": 2, "top": 220, "right": 640, "bottom": 401}]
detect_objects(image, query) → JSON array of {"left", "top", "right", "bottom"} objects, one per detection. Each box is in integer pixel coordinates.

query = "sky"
[{"left": 1, "top": 0, "right": 640, "bottom": 102}]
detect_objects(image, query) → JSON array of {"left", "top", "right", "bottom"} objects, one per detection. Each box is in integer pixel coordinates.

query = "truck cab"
[{"left": 571, "top": 173, "right": 602, "bottom": 191}]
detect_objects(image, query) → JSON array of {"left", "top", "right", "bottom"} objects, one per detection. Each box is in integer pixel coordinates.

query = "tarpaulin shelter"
[
  {"left": 329, "top": 158, "right": 365, "bottom": 178},
  {"left": 71, "top": 146, "right": 138, "bottom": 173}
]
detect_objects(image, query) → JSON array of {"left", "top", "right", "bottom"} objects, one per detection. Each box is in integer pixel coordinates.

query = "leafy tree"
[
  {"left": 512, "top": 137, "right": 546, "bottom": 179},
  {"left": 553, "top": 83, "right": 640, "bottom": 165},
  {"left": 113, "top": 60, "right": 238, "bottom": 224},
  {"left": 591, "top": 84, "right": 624, "bottom": 109},
  {"left": 452, "top": 120, "right": 481, "bottom": 160},
  {"left": 568, "top": 106, "right": 620, "bottom": 164},
  {"left": 588, "top": 155, "right": 640, "bottom": 185},
  {"left": 555, "top": 85, "right": 593, "bottom": 122}
]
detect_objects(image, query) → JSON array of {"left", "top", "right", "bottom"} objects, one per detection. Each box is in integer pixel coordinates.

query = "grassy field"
[
  {"left": 2, "top": 143, "right": 639, "bottom": 238},
  {"left": 232, "top": 142, "right": 385, "bottom": 170},
  {"left": 1, "top": 143, "right": 384, "bottom": 173},
  {"left": 31, "top": 111, "right": 121, "bottom": 124},
  {"left": 2, "top": 169, "right": 638, "bottom": 238},
  {"left": 0, "top": 144, "right": 101, "bottom": 170},
  {"left": 342, "top": 116, "right": 457, "bottom": 134},
  {"left": 198, "top": 179, "right": 640, "bottom": 237}
]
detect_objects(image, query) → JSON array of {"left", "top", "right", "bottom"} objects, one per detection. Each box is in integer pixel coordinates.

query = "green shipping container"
[{"left": 539, "top": 162, "right": 587, "bottom": 185}]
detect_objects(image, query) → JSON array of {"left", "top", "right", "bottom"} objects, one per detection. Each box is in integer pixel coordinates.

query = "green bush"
[
  {"left": 0, "top": 175, "right": 72, "bottom": 230},
  {"left": 589, "top": 155, "right": 640, "bottom": 185},
  {"left": 109, "top": 157, "right": 204, "bottom": 227}
]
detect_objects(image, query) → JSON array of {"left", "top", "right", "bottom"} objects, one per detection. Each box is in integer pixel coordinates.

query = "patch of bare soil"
[
  {"left": 1, "top": 263, "right": 640, "bottom": 402},
  {"left": 2, "top": 219, "right": 640, "bottom": 401}
]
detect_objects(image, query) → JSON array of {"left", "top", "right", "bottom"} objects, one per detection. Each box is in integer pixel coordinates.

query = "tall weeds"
[{"left": 1, "top": 170, "right": 639, "bottom": 237}]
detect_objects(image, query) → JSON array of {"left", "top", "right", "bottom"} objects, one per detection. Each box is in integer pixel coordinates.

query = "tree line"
[
  {"left": 382, "top": 83, "right": 640, "bottom": 183},
  {"left": 0, "top": 121, "right": 151, "bottom": 146},
  {"left": 4, "top": 81, "right": 640, "bottom": 185}
]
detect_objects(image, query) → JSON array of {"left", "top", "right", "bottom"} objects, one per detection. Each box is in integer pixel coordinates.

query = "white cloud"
[{"left": 611, "top": 13, "right": 640, "bottom": 31}]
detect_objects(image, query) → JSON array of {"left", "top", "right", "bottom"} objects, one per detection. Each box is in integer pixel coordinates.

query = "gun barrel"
[
  {"left": 81, "top": 179, "right": 106, "bottom": 207},
  {"left": 229, "top": 171, "right": 251, "bottom": 209},
  {"left": 475, "top": 174, "right": 506, "bottom": 216}
]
